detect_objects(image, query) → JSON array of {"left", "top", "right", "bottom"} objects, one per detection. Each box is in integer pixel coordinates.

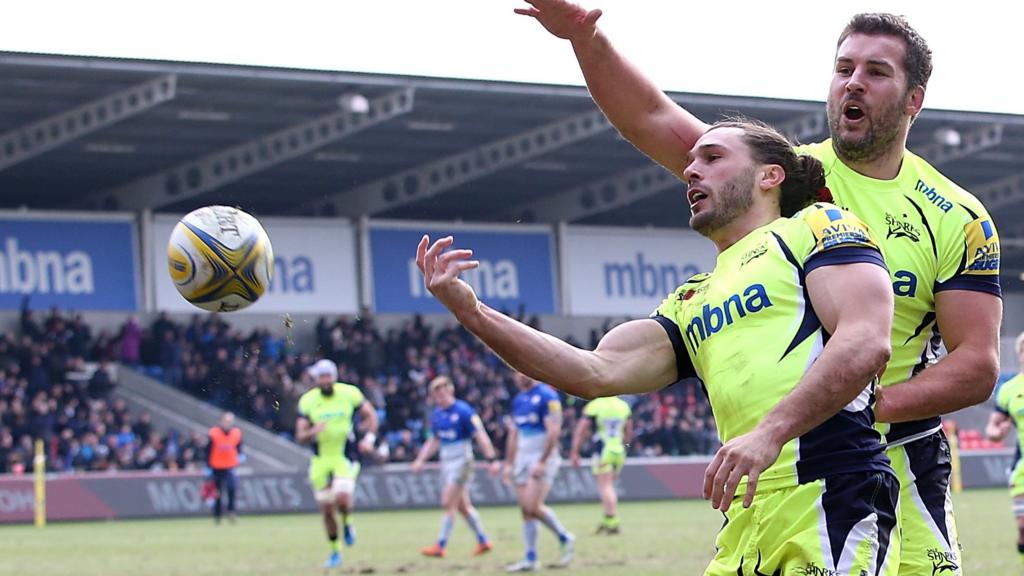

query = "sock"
[
  {"left": 437, "top": 515, "right": 454, "bottom": 549},
  {"left": 1018, "top": 543, "right": 1024, "bottom": 564},
  {"left": 342, "top": 511, "right": 352, "bottom": 528},
  {"left": 464, "top": 509, "right": 488, "bottom": 544},
  {"left": 603, "top": 514, "right": 619, "bottom": 528},
  {"left": 329, "top": 534, "right": 339, "bottom": 553},
  {"left": 523, "top": 520, "right": 539, "bottom": 562},
  {"left": 539, "top": 508, "right": 570, "bottom": 543}
]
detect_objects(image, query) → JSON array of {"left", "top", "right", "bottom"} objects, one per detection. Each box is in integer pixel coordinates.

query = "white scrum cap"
[{"left": 308, "top": 358, "right": 339, "bottom": 381}]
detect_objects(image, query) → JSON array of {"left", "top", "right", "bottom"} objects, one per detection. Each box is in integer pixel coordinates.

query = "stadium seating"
[
  {"left": 0, "top": 307, "right": 206, "bottom": 474},
  {"left": 0, "top": 305, "right": 732, "bottom": 476},
  {"left": 139, "top": 311, "right": 721, "bottom": 462}
]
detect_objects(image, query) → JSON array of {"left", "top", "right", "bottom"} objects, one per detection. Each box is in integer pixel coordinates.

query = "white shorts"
[
  {"left": 314, "top": 477, "right": 356, "bottom": 504},
  {"left": 513, "top": 452, "right": 561, "bottom": 486},
  {"left": 441, "top": 455, "right": 475, "bottom": 487}
]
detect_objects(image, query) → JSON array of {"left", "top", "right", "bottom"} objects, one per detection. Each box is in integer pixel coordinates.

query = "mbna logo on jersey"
[{"left": 684, "top": 283, "right": 773, "bottom": 353}]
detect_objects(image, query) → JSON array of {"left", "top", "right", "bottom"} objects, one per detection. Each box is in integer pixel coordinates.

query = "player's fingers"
[
  {"left": 702, "top": 451, "right": 724, "bottom": 500},
  {"left": 743, "top": 469, "right": 761, "bottom": 509},
  {"left": 424, "top": 235, "right": 454, "bottom": 262},
  {"left": 415, "top": 234, "right": 429, "bottom": 272},
  {"left": 583, "top": 8, "right": 602, "bottom": 27},
  {"left": 437, "top": 260, "right": 479, "bottom": 284},
  {"left": 710, "top": 455, "right": 735, "bottom": 510},
  {"left": 719, "top": 465, "right": 746, "bottom": 513},
  {"left": 513, "top": 7, "right": 540, "bottom": 17},
  {"left": 423, "top": 236, "right": 452, "bottom": 280},
  {"left": 437, "top": 249, "right": 474, "bottom": 269}
]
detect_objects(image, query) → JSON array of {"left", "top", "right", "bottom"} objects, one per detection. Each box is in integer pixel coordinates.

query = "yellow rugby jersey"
[
  {"left": 652, "top": 203, "right": 892, "bottom": 493},
  {"left": 298, "top": 383, "right": 365, "bottom": 458},
  {"left": 583, "top": 396, "right": 632, "bottom": 452},
  {"left": 798, "top": 141, "right": 1002, "bottom": 444},
  {"left": 996, "top": 375, "right": 1024, "bottom": 473}
]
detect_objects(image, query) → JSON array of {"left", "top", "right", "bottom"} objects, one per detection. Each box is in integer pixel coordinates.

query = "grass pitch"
[{"left": 1, "top": 489, "right": 1014, "bottom": 576}]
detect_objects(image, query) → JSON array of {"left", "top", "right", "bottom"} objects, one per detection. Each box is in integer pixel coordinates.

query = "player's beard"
[
  {"left": 320, "top": 384, "right": 334, "bottom": 396},
  {"left": 827, "top": 93, "right": 906, "bottom": 165},
  {"left": 689, "top": 167, "right": 756, "bottom": 237}
]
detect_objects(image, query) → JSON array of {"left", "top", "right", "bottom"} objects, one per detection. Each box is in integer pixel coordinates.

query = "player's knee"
[{"left": 521, "top": 503, "right": 541, "bottom": 518}]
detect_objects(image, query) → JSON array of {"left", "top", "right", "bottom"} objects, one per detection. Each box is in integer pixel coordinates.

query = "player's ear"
[
  {"left": 759, "top": 164, "right": 785, "bottom": 191},
  {"left": 905, "top": 85, "right": 925, "bottom": 119}
]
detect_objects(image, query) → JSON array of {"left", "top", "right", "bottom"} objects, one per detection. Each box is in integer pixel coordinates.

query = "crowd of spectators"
[
  {"left": 139, "top": 310, "right": 721, "bottom": 463},
  {"left": 0, "top": 304, "right": 207, "bottom": 474},
  {"left": 0, "top": 303, "right": 721, "bottom": 475}
]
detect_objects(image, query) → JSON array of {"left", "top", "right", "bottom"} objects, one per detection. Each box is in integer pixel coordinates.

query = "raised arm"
[
  {"left": 874, "top": 290, "right": 1001, "bottom": 423},
  {"left": 705, "top": 261, "right": 893, "bottom": 511},
  {"left": 515, "top": 0, "right": 708, "bottom": 176},
  {"left": 416, "top": 235, "right": 680, "bottom": 399}
]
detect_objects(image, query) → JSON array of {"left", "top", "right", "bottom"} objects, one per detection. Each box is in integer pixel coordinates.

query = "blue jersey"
[
  {"left": 511, "top": 383, "right": 562, "bottom": 437},
  {"left": 431, "top": 400, "right": 480, "bottom": 446}
]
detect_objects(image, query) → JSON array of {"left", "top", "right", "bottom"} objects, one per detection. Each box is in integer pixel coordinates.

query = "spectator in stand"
[{"left": 118, "top": 315, "right": 142, "bottom": 367}]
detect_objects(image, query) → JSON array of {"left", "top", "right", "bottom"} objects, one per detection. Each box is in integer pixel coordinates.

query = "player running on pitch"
[
  {"left": 412, "top": 375, "right": 501, "bottom": 558},
  {"left": 295, "top": 359, "right": 379, "bottom": 570}
]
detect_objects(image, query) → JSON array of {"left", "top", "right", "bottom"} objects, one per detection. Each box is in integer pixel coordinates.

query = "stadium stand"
[
  {"left": 136, "top": 310, "right": 721, "bottom": 462},
  {"left": 0, "top": 304, "right": 206, "bottom": 473}
]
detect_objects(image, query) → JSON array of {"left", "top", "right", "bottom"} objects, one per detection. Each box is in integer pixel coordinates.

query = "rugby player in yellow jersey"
[
  {"left": 570, "top": 396, "right": 632, "bottom": 534},
  {"left": 515, "top": 3, "right": 1001, "bottom": 572},
  {"left": 416, "top": 118, "right": 900, "bottom": 575},
  {"left": 985, "top": 332, "right": 1024, "bottom": 568},
  {"left": 295, "top": 359, "right": 380, "bottom": 570}
]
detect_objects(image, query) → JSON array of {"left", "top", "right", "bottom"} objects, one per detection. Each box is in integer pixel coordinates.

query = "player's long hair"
[{"left": 712, "top": 117, "right": 828, "bottom": 218}]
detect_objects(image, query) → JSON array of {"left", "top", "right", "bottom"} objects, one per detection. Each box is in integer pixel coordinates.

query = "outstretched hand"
[
  {"left": 415, "top": 235, "right": 481, "bottom": 319},
  {"left": 514, "top": 0, "right": 603, "bottom": 42}
]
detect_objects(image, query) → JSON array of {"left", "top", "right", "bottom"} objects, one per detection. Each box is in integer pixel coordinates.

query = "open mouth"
[
  {"left": 843, "top": 103, "right": 866, "bottom": 121},
  {"left": 687, "top": 187, "right": 708, "bottom": 207}
]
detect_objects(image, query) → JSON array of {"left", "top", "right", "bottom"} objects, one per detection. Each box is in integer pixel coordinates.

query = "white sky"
[{"left": 2, "top": 1, "right": 1020, "bottom": 115}]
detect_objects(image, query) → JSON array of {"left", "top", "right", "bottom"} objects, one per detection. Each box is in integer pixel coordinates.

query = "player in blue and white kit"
[
  {"left": 504, "top": 372, "right": 575, "bottom": 572},
  {"left": 412, "top": 376, "right": 501, "bottom": 558}
]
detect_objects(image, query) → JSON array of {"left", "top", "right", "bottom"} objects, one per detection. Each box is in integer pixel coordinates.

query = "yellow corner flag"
[{"left": 33, "top": 439, "right": 46, "bottom": 528}]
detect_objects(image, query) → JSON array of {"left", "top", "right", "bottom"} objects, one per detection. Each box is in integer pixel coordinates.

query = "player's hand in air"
[
  {"left": 416, "top": 236, "right": 480, "bottom": 319},
  {"left": 702, "top": 428, "right": 784, "bottom": 512},
  {"left": 411, "top": 459, "right": 424, "bottom": 474},
  {"left": 514, "top": 0, "right": 603, "bottom": 42}
]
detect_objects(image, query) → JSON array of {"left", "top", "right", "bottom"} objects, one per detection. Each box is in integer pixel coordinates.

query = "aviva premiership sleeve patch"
[
  {"left": 963, "top": 217, "right": 1000, "bottom": 276},
  {"left": 804, "top": 204, "right": 878, "bottom": 253}
]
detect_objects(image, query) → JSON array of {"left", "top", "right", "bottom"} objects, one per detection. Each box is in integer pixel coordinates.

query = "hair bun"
[{"left": 816, "top": 186, "right": 833, "bottom": 203}]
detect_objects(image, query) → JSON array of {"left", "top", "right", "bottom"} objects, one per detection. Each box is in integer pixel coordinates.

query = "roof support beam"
[
  {"left": 518, "top": 112, "right": 826, "bottom": 223},
  {"left": 975, "top": 172, "right": 1024, "bottom": 212},
  {"left": 0, "top": 75, "right": 177, "bottom": 172},
  {"left": 912, "top": 123, "right": 1003, "bottom": 165},
  {"left": 305, "top": 108, "right": 615, "bottom": 217},
  {"left": 93, "top": 88, "right": 415, "bottom": 211}
]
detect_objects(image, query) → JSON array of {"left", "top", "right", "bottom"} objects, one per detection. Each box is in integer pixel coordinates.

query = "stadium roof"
[{"left": 2, "top": 51, "right": 1024, "bottom": 280}]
